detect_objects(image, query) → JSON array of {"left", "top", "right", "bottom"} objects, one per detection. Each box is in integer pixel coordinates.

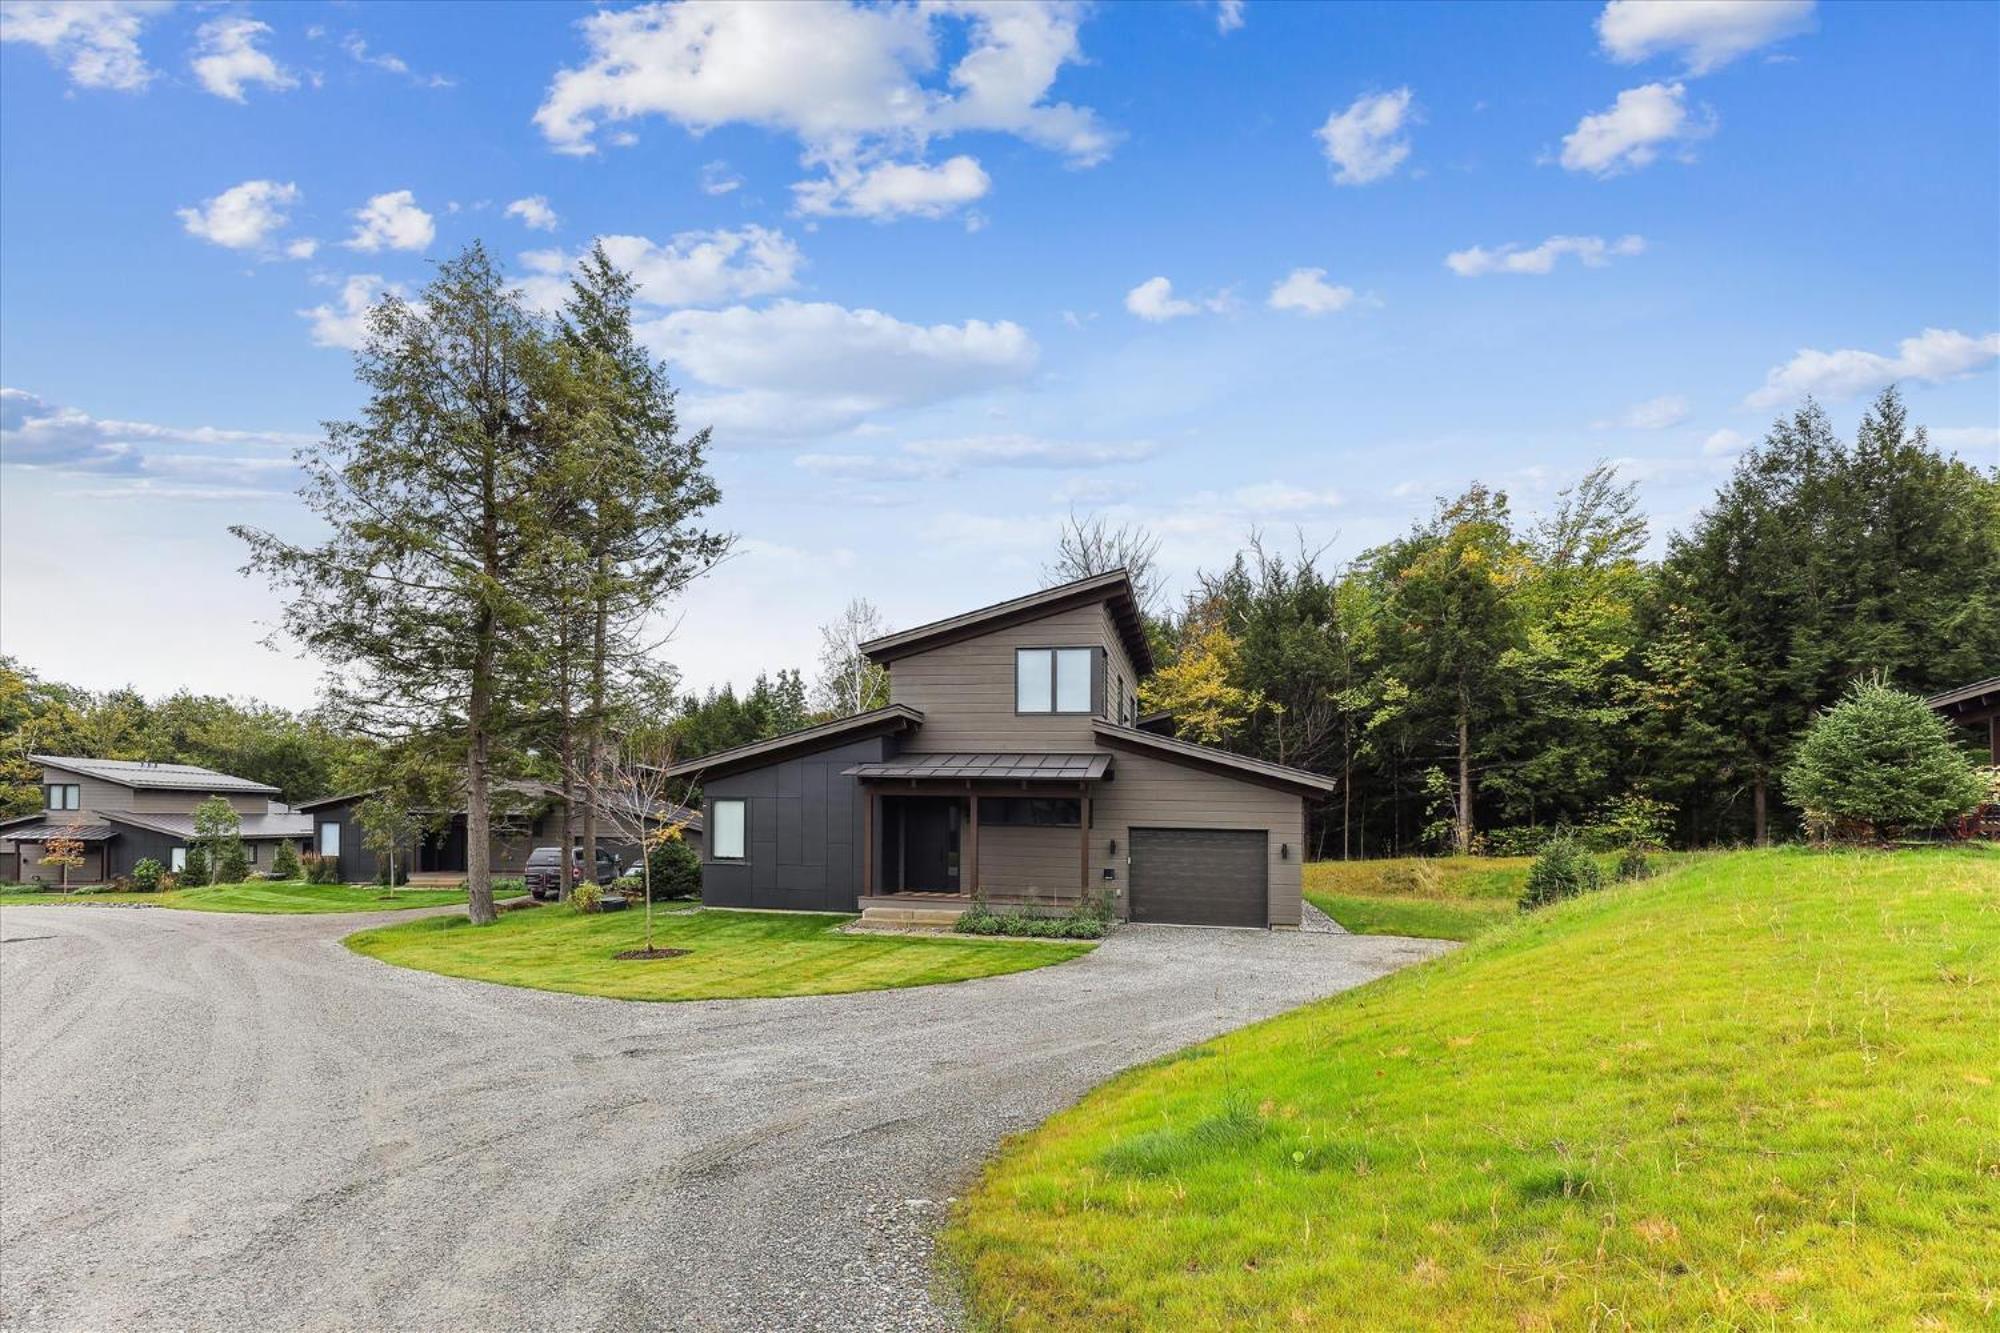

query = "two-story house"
[
  {"left": 664, "top": 570, "right": 1334, "bottom": 928},
  {"left": 0, "top": 756, "right": 314, "bottom": 886}
]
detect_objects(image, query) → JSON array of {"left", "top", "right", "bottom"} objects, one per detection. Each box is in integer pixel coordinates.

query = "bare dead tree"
[{"left": 1044, "top": 510, "right": 1164, "bottom": 615}]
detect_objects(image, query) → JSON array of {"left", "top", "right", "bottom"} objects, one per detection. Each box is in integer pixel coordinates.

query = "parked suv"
[{"left": 524, "top": 846, "right": 623, "bottom": 901}]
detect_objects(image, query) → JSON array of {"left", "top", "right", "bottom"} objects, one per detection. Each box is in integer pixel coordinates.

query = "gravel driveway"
[{"left": 0, "top": 904, "right": 1449, "bottom": 1332}]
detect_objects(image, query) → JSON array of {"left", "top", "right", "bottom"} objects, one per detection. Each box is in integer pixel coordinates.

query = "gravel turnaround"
[{"left": 0, "top": 905, "right": 1450, "bottom": 1332}]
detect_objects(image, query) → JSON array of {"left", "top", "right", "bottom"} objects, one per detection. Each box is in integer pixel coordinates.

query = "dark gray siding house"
[
  {"left": 295, "top": 782, "right": 702, "bottom": 884},
  {"left": 0, "top": 757, "right": 312, "bottom": 886},
  {"left": 664, "top": 570, "right": 1335, "bottom": 928}
]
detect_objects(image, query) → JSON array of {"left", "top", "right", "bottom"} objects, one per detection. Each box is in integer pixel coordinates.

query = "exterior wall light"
[{"left": 1280, "top": 843, "right": 1290, "bottom": 860}]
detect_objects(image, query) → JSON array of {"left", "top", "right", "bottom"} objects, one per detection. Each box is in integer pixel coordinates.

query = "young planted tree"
[
  {"left": 356, "top": 794, "right": 422, "bottom": 893},
  {"left": 191, "top": 795, "right": 242, "bottom": 887},
  {"left": 40, "top": 832, "right": 85, "bottom": 892},
  {"left": 812, "top": 597, "right": 891, "bottom": 717},
  {"left": 553, "top": 243, "right": 730, "bottom": 879},
  {"left": 595, "top": 738, "right": 696, "bottom": 958},
  {"left": 270, "top": 838, "right": 301, "bottom": 881},
  {"left": 1782, "top": 679, "right": 1987, "bottom": 841},
  {"left": 236, "top": 245, "right": 555, "bottom": 925}
]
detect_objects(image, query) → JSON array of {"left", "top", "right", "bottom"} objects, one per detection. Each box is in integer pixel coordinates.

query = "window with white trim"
[
  {"left": 1016, "top": 648, "right": 1093, "bottom": 714},
  {"left": 711, "top": 799, "right": 746, "bottom": 860},
  {"left": 317, "top": 822, "right": 340, "bottom": 857}
]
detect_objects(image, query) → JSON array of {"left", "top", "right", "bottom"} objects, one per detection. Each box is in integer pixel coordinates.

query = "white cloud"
[
  {"left": 1223, "top": 481, "right": 1343, "bottom": 513},
  {"left": 798, "top": 434, "right": 1157, "bottom": 484},
  {"left": 1597, "top": 0, "right": 1815, "bottom": 75},
  {"left": 1593, "top": 394, "right": 1690, "bottom": 430},
  {"left": 1316, "top": 88, "right": 1415, "bottom": 186},
  {"left": 1125, "top": 276, "right": 1232, "bottom": 322},
  {"left": 1215, "top": 0, "right": 1246, "bottom": 34},
  {"left": 344, "top": 190, "right": 436, "bottom": 252},
  {"left": 504, "top": 195, "right": 560, "bottom": 232},
  {"left": 1, "top": 387, "right": 312, "bottom": 493},
  {"left": 793, "top": 155, "right": 991, "bottom": 221},
  {"left": 340, "top": 32, "right": 454, "bottom": 88},
  {"left": 285, "top": 238, "right": 319, "bottom": 260},
  {"left": 518, "top": 226, "right": 803, "bottom": 313},
  {"left": 0, "top": 0, "right": 167, "bottom": 93},
  {"left": 176, "top": 180, "right": 301, "bottom": 252},
  {"left": 1446, "top": 233, "right": 1645, "bottom": 277},
  {"left": 1746, "top": 328, "right": 2000, "bottom": 408},
  {"left": 190, "top": 16, "right": 297, "bottom": 102},
  {"left": 1701, "top": 428, "right": 1747, "bottom": 456},
  {"left": 1267, "top": 267, "right": 1355, "bottom": 316},
  {"left": 535, "top": 1, "right": 1114, "bottom": 164},
  {"left": 1931, "top": 426, "right": 2000, "bottom": 454},
  {"left": 299, "top": 275, "right": 401, "bottom": 350},
  {"left": 701, "top": 161, "right": 743, "bottom": 195},
  {"left": 637, "top": 300, "right": 1038, "bottom": 440},
  {"left": 1560, "top": 82, "right": 1712, "bottom": 176}
]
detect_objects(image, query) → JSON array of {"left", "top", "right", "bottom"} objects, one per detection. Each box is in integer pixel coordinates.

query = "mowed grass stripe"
[
  {"left": 945, "top": 848, "right": 2000, "bottom": 1331},
  {"left": 345, "top": 904, "right": 1095, "bottom": 1001}
]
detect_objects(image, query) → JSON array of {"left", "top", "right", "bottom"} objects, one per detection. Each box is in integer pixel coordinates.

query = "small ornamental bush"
[
  {"left": 955, "top": 891, "right": 1113, "bottom": 939},
  {"left": 1614, "top": 847, "right": 1654, "bottom": 882},
  {"left": 270, "top": 840, "right": 301, "bottom": 881},
  {"left": 570, "top": 881, "right": 603, "bottom": 914},
  {"left": 491, "top": 877, "right": 526, "bottom": 898},
  {"left": 647, "top": 836, "right": 702, "bottom": 900},
  {"left": 1519, "top": 834, "right": 1602, "bottom": 910},
  {"left": 181, "top": 845, "right": 210, "bottom": 887},
  {"left": 216, "top": 842, "right": 250, "bottom": 885},
  {"left": 130, "top": 857, "right": 165, "bottom": 892},
  {"left": 302, "top": 852, "right": 341, "bottom": 884},
  {"left": 1783, "top": 679, "right": 1987, "bottom": 841},
  {"left": 157, "top": 871, "right": 180, "bottom": 892}
]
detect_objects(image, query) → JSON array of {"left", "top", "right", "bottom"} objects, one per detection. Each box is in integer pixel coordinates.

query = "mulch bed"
[{"left": 614, "top": 947, "right": 693, "bottom": 961}]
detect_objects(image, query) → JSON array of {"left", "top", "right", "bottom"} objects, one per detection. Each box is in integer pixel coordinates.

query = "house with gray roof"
[
  {"left": 662, "top": 569, "right": 1335, "bottom": 928},
  {"left": 0, "top": 756, "right": 313, "bottom": 886}
]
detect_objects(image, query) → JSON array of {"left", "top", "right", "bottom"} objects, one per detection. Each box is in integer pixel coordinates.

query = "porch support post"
[
  {"left": 966, "top": 788, "right": 979, "bottom": 897},
  {"left": 861, "top": 785, "right": 876, "bottom": 899},
  {"left": 1079, "top": 787, "right": 1091, "bottom": 897}
]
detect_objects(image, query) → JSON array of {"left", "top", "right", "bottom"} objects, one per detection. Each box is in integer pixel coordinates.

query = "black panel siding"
[
  {"left": 700, "top": 734, "right": 892, "bottom": 913},
  {"left": 1128, "top": 827, "right": 1269, "bottom": 927}
]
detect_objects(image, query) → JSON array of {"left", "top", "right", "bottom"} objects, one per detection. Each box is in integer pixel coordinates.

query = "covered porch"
[{"left": 845, "top": 753, "right": 1111, "bottom": 921}]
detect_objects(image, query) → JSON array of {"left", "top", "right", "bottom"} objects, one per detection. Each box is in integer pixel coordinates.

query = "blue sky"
[{"left": 3, "top": 0, "right": 1996, "bottom": 708}]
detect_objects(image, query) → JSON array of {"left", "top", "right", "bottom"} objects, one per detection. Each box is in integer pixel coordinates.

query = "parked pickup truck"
[{"left": 524, "top": 846, "right": 624, "bottom": 901}]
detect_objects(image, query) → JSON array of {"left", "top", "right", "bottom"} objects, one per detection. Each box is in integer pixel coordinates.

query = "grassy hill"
[{"left": 946, "top": 848, "right": 1999, "bottom": 1330}]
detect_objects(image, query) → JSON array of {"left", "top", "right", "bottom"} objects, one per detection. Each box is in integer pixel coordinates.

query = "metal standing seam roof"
[
  {"left": 842, "top": 753, "right": 1112, "bottom": 782},
  {"left": 0, "top": 823, "right": 118, "bottom": 843},
  {"left": 1091, "top": 720, "right": 1339, "bottom": 794},
  {"left": 99, "top": 811, "right": 314, "bottom": 840},
  {"left": 858, "top": 569, "right": 1155, "bottom": 675},
  {"left": 660, "top": 704, "right": 926, "bottom": 779},
  {"left": 30, "top": 755, "right": 280, "bottom": 795}
]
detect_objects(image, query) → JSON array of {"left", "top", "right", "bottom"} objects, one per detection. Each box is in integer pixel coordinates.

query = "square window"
[{"left": 711, "top": 799, "right": 746, "bottom": 860}]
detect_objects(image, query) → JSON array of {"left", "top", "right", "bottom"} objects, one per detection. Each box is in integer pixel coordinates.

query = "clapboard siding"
[
  {"left": 1089, "top": 749, "right": 1304, "bottom": 927},
  {"left": 36, "top": 766, "right": 142, "bottom": 818},
  {"left": 974, "top": 823, "right": 1082, "bottom": 898},
  {"left": 890, "top": 604, "right": 1121, "bottom": 751}
]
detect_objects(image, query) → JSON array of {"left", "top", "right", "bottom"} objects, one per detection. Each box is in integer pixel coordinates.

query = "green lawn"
[
  {"left": 1303, "top": 854, "right": 1651, "bottom": 941},
  {"left": 0, "top": 881, "right": 504, "bottom": 914},
  {"left": 345, "top": 904, "right": 1096, "bottom": 1001},
  {"left": 946, "top": 847, "right": 2000, "bottom": 1331}
]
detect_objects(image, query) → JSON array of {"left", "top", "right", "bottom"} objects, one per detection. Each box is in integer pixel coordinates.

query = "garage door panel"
[{"left": 1128, "top": 827, "right": 1266, "bottom": 927}]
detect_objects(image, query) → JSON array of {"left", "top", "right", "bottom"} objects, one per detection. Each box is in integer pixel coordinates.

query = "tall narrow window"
[
  {"left": 1016, "top": 647, "right": 1095, "bottom": 714},
  {"left": 1115, "top": 677, "right": 1126, "bottom": 726},
  {"left": 170, "top": 847, "right": 187, "bottom": 872},
  {"left": 711, "top": 798, "right": 747, "bottom": 860},
  {"left": 317, "top": 822, "right": 340, "bottom": 857}
]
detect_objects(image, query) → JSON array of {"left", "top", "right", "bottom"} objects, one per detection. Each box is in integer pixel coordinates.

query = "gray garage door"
[{"left": 1128, "top": 827, "right": 1267, "bottom": 927}]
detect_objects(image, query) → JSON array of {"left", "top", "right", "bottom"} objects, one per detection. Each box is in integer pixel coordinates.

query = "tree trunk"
[
  {"left": 1752, "top": 771, "right": 1769, "bottom": 848},
  {"left": 1341, "top": 724, "right": 1352, "bottom": 861},
  {"left": 556, "top": 655, "right": 575, "bottom": 903},
  {"left": 465, "top": 608, "right": 498, "bottom": 925},
  {"left": 582, "top": 574, "right": 608, "bottom": 874},
  {"left": 1455, "top": 693, "right": 1474, "bottom": 857}
]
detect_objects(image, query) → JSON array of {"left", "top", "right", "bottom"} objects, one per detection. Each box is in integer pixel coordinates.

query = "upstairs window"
[
  {"left": 1016, "top": 648, "right": 1093, "bottom": 714},
  {"left": 44, "top": 784, "right": 80, "bottom": 811}
]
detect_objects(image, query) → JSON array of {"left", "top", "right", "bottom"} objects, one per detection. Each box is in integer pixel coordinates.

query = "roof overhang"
[
  {"left": 662, "top": 704, "right": 925, "bottom": 782},
  {"left": 1092, "top": 721, "right": 1337, "bottom": 797},
  {"left": 1927, "top": 677, "right": 2000, "bottom": 722},
  {"left": 843, "top": 752, "right": 1111, "bottom": 783},
  {"left": 1, "top": 823, "right": 118, "bottom": 843},
  {"left": 859, "top": 570, "right": 1154, "bottom": 676}
]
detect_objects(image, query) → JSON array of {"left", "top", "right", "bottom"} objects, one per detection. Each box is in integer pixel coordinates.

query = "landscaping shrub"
[
  {"left": 570, "top": 881, "right": 603, "bottom": 914},
  {"left": 955, "top": 891, "right": 1112, "bottom": 939},
  {"left": 1783, "top": 679, "right": 1987, "bottom": 841},
  {"left": 647, "top": 837, "right": 702, "bottom": 900},
  {"left": 1614, "top": 846, "right": 1654, "bottom": 882},
  {"left": 492, "top": 877, "right": 525, "bottom": 898},
  {"left": 130, "top": 857, "right": 164, "bottom": 892},
  {"left": 302, "top": 852, "right": 341, "bottom": 885},
  {"left": 181, "top": 845, "right": 210, "bottom": 887},
  {"left": 157, "top": 872, "right": 180, "bottom": 891},
  {"left": 270, "top": 840, "right": 301, "bottom": 880},
  {"left": 216, "top": 842, "right": 250, "bottom": 885},
  {"left": 1519, "top": 833, "right": 1602, "bottom": 910},
  {"left": 374, "top": 862, "right": 410, "bottom": 887}
]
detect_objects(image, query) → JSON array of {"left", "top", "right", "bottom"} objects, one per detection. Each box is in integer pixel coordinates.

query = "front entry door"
[{"left": 896, "top": 797, "right": 962, "bottom": 892}]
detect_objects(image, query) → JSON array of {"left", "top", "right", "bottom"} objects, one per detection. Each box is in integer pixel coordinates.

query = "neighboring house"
[
  {"left": 296, "top": 782, "right": 702, "bottom": 883},
  {"left": 0, "top": 756, "right": 312, "bottom": 886},
  {"left": 663, "top": 570, "right": 1334, "bottom": 928},
  {"left": 1927, "top": 677, "right": 2000, "bottom": 765}
]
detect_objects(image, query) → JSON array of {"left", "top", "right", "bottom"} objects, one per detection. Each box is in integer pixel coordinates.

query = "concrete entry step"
[{"left": 859, "top": 904, "right": 969, "bottom": 928}]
